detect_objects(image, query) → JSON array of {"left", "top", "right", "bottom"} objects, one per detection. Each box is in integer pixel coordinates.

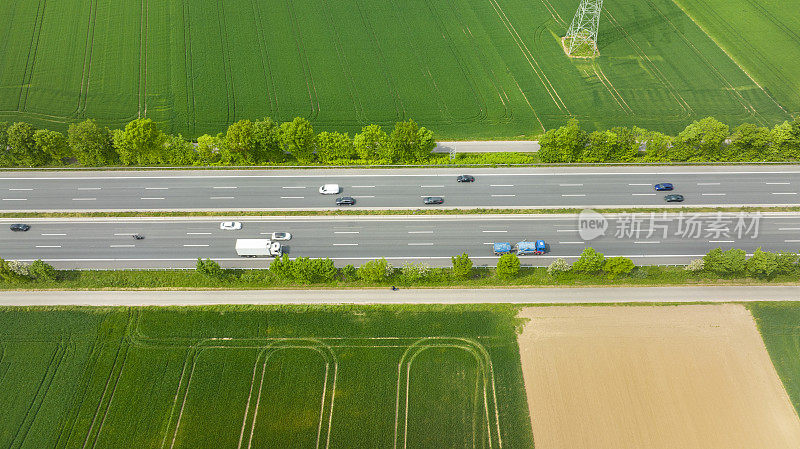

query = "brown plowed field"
[{"left": 517, "top": 305, "right": 800, "bottom": 449}]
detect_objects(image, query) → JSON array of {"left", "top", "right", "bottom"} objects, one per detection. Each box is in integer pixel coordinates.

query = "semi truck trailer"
[{"left": 235, "top": 239, "right": 282, "bottom": 257}]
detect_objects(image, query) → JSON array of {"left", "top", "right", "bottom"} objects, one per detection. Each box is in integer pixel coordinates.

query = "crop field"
[
  {"left": 0, "top": 0, "right": 796, "bottom": 139},
  {"left": 0, "top": 305, "right": 533, "bottom": 448}
]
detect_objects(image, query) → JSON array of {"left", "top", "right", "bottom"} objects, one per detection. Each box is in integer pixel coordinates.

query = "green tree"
[
  {"left": 746, "top": 248, "right": 779, "bottom": 279},
  {"left": 727, "top": 123, "right": 770, "bottom": 161},
  {"left": 496, "top": 253, "right": 520, "bottom": 278},
  {"left": 163, "top": 134, "right": 196, "bottom": 166},
  {"left": 68, "top": 119, "right": 116, "bottom": 166},
  {"left": 387, "top": 119, "right": 434, "bottom": 162},
  {"left": 354, "top": 124, "right": 388, "bottom": 160},
  {"left": 195, "top": 134, "right": 221, "bottom": 164},
  {"left": 341, "top": 264, "right": 358, "bottom": 281},
  {"left": 770, "top": 121, "right": 800, "bottom": 160},
  {"left": 776, "top": 251, "right": 799, "bottom": 274},
  {"left": 315, "top": 131, "right": 356, "bottom": 164},
  {"left": 641, "top": 130, "right": 673, "bottom": 162},
  {"left": 34, "top": 129, "right": 70, "bottom": 164},
  {"left": 673, "top": 117, "right": 729, "bottom": 161},
  {"left": 29, "top": 259, "right": 57, "bottom": 281},
  {"left": 582, "top": 130, "right": 616, "bottom": 162},
  {"left": 8, "top": 122, "right": 49, "bottom": 166},
  {"left": 279, "top": 117, "right": 315, "bottom": 162},
  {"left": 196, "top": 258, "right": 223, "bottom": 278},
  {"left": 313, "top": 258, "right": 337, "bottom": 282},
  {"left": 253, "top": 117, "right": 283, "bottom": 163},
  {"left": 603, "top": 256, "right": 635, "bottom": 279},
  {"left": 538, "top": 118, "right": 587, "bottom": 163},
  {"left": 113, "top": 118, "right": 166, "bottom": 165},
  {"left": 451, "top": 253, "right": 474, "bottom": 279},
  {"left": 608, "top": 126, "right": 641, "bottom": 162},
  {"left": 358, "top": 258, "right": 391, "bottom": 283},
  {"left": 704, "top": 248, "right": 746, "bottom": 276},
  {"left": 547, "top": 258, "right": 571, "bottom": 276},
  {"left": 572, "top": 248, "right": 605, "bottom": 273},
  {"left": 222, "top": 119, "right": 257, "bottom": 164},
  {"left": 269, "top": 254, "right": 293, "bottom": 279},
  {"left": 291, "top": 257, "right": 315, "bottom": 283}
]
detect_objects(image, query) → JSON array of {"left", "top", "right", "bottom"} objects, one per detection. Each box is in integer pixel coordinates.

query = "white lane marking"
[
  {"left": 558, "top": 241, "right": 585, "bottom": 244},
  {"left": 8, "top": 188, "right": 33, "bottom": 191},
  {"left": 697, "top": 182, "right": 720, "bottom": 185},
  {"left": 561, "top": 194, "right": 586, "bottom": 197},
  {"left": 77, "top": 187, "right": 101, "bottom": 190},
  {"left": 183, "top": 244, "right": 210, "bottom": 247},
  {"left": 187, "top": 232, "right": 212, "bottom": 235},
  {"left": 701, "top": 193, "right": 726, "bottom": 196},
  {"left": 420, "top": 185, "right": 444, "bottom": 188},
  {"left": 483, "top": 242, "right": 494, "bottom": 245},
  {"left": 407, "top": 243, "right": 434, "bottom": 246},
  {"left": 334, "top": 231, "right": 359, "bottom": 234},
  {"left": 145, "top": 187, "right": 168, "bottom": 190},
  {"left": 481, "top": 230, "right": 507, "bottom": 233},
  {"left": 35, "top": 245, "right": 61, "bottom": 248},
  {"left": 785, "top": 240, "right": 800, "bottom": 243},
  {"left": 709, "top": 240, "right": 734, "bottom": 243},
  {"left": 559, "top": 183, "right": 583, "bottom": 186},
  {"left": 110, "top": 244, "right": 135, "bottom": 248},
  {"left": 766, "top": 182, "right": 791, "bottom": 185},
  {"left": 628, "top": 183, "right": 651, "bottom": 186},
  {"left": 351, "top": 185, "right": 375, "bottom": 188},
  {"left": 779, "top": 228, "right": 800, "bottom": 231},
  {"left": 419, "top": 195, "right": 445, "bottom": 198},
  {"left": 351, "top": 195, "right": 375, "bottom": 198},
  {"left": 281, "top": 196, "right": 304, "bottom": 199},
  {"left": 41, "top": 233, "right": 66, "bottom": 236},
  {"left": 490, "top": 184, "right": 514, "bottom": 187},
  {"left": 632, "top": 193, "right": 656, "bottom": 196},
  {"left": 2, "top": 198, "right": 27, "bottom": 201},
  {"left": 333, "top": 243, "right": 358, "bottom": 246},
  {"left": 490, "top": 194, "right": 516, "bottom": 197},
  {"left": 141, "top": 197, "right": 165, "bottom": 200},
  {"left": 281, "top": 186, "right": 305, "bottom": 189},
  {"left": 634, "top": 241, "right": 661, "bottom": 244},
  {"left": 114, "top": 233, "right": 134, "bottom": 236},
  {"left": 408, "top": 231, "right": 433, "bottom": 234},
  {"left": 556, "top": 229, "right": 579, "bottom": 232},
  {"left": 214, "top": 186, "right": 238, "bottom": 189},
  {"left": 72, "top": 198, "right": 96, "bottom": 201},
  {"left": 772, "top": 192, "right": 798, "bottom": 195},
  {"left": 210, "top": 197, "right": 234, "bottom": 200}
]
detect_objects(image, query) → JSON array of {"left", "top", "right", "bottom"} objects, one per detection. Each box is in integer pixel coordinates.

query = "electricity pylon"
[{"left": 563, "top": 0, "right": 604, "bottom": 58}]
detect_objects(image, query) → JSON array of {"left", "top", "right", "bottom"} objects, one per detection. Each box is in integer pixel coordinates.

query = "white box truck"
[{"left": 235, "top": 239, "right": 282, "bottom": 257}]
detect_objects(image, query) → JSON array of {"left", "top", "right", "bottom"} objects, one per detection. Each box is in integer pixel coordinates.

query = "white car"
[
  {"left": 271, "top": 232, "right": 292, "bottom": 241},
  {"left": 319, "top": 184, "right": 340, "bottom": 194},
  {"left": 219, "top": 221, "right": 242, "bottom": 230}
]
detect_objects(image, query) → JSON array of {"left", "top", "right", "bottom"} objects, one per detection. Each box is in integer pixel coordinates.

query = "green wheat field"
[{"left": 0, "top": 0, "right": 797, "bottom": 139}]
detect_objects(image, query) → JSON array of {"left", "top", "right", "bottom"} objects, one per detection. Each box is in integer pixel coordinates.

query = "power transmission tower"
[{"left": 562, "top": 0, "right": 604, "bottom": 58}]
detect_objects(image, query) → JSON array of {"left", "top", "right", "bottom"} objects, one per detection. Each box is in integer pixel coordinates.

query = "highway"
[
  {"left": 1, "top": 213, "right": 796, "bottom": 269},
  {"left": 2, "top": 166, "right": 800, "bottom": 211}
]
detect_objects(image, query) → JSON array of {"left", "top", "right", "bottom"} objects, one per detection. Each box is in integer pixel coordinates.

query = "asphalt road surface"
[
  {"left": 1, "top": 213, "right": 795, "bottom": 269},
  {"left": 2, "top": 166, "right": 800, "bottom": 211},
  {"left": 1, "top": 286, "right": 798, "bottom": 305}
]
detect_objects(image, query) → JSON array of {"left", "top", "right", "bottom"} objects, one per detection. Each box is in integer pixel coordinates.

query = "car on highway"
[
  {"left": 336, "top": 196, "right": 356, "bottom": 206},
  {"left": 654, "top": 182, "right": 674, "bottom": 191},
  {"left": 423, "top": 196, "right": 444, "bottom": 205},
  {"left": 457, "top": 175, "right": 475, "bottom": 183},
  {"left": 271, "top": 232, "right": 292, "bottom": 241},
  {"left": 664, "top": 194, "right": 684, "bottom": 202},
  {"left": 9, "top": 223, "right": 30, "bottom": 232},
  {"left": 132, "top": 234, "right": 145, "bottom": 240},
  {"left": 220, "top": 221, "right": 242, "bottom": 230},
  {"left": 319, "top": 184, "right": 340, "bottom": 194}
]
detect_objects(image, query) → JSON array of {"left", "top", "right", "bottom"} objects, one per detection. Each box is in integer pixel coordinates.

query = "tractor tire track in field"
[
  {"left": 352, "top": 0, "right": 404, "bottom": 121},
  {"left": 138, "top": 0, "right": 149, "bottom": 118},
  {"left": 603, "top": 9, "right": 692, "bottom": 118},
  {"left": 54, "top": 334, "right": 105, "bottom": 449},
  {"left": 671, "top": 0, "right": 791, "bottom": 114},
  {"left": 592, "top": 60, "right": 632, "bottom": 115},
  {"left": 317, "top": 0, "right": 366, "bottom": 123},
  {"left": 446, "top": 0, "right": 512, "bottom": 123},
  {"left": 645, "top": 0, "right": 763, "bottom": 123},
  {"left": 286, "top": 1, "right": 320, "bottom": 121},
  {"left": 18, "top": 0, "right": 47, "bottom": 112},
  {"left": 181, "top": 1, "right": 197, "bottom": 134},
  {"left": 538, "top": 0, "right": 566, "bottom": 27},
  {"left": 486, "top": 0, "right": 569, "bottom": 113},
  {"left": 75, "top": 0, "right": 98, "bottom": 117},
  {"left": 249, "top": 0, "right": 279, "bottom": 118},
  {"left": 425, "top": 0, "right": 487, "bottom": 124},
  {"left": 217, "top": 0, "right": 235, "bottom": 123},
  {"left": 9, "top": 339, "right": 68, "bottom": 449}
]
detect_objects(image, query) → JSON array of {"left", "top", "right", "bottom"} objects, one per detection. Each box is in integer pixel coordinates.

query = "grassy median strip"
[{"left": 2, "top": 206, "right": 799, "bottom": 219}]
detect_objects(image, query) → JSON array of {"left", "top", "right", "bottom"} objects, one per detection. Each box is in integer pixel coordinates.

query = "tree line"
[
  {"left": 0, "top": 117, "right": 436, "bottom": 167},
  {"left": 539, "top": 116, "right": 800, "bottom": 163}
]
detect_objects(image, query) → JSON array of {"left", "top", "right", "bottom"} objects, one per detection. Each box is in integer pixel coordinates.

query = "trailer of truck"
[{"left": 235, "top": 239, "right": 282, "bottom": 257}]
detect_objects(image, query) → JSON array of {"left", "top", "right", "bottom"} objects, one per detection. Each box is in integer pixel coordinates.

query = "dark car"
[
  {"left": 423, "top": 196, "right": 444, "bottom": 205},
  {"left": 132, "top": 234, "right": 145, "bottom": 240},
  {"left": 457, "top": 175, "right": 475, "bottom": 183},
  {"left": 654, "top": 182, "right": 674, "bottom": 191},
  {"left": 664, "top": 194, "right": 684, "bottom": 202},
  {"left": 336, "top": 196, "right": 356, "bottom": 206},
  {"left": 10, "top": 224, "right": 30, "bottom": 232}
]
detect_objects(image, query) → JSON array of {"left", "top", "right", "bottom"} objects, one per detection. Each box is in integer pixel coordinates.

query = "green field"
[
  {"left": 0, "top": 0, "right": 796, "bottom": 139},
  {"left": 0, "top": 305, "right": 533, "bottom": 448}
]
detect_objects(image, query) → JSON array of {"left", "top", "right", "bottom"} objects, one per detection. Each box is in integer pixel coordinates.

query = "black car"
[
  {"left": 336, "top": 196, "right": 356, "bottom": 206},
  {"left": 664, "top": 194, "right": 684, "bottom": 202},
  {"left": 132, "top": 234, "right": 145, "bottom": 240},
  {"left": 423, "top": 196, "right": 444, "bottom": 205},
  {"left": 457, "top": 175, "right": 475, "bottom": 183},
  {"left": 10, "top": 224, "right": 30, "bottom": 232}
]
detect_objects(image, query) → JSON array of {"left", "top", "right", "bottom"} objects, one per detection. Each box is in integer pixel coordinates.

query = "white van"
[{"left": 319, "top": 184, "right": 340, "bottom": 194}]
